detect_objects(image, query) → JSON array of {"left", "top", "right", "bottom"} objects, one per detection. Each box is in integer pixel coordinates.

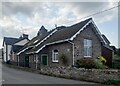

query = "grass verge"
[{"left": 102, "top": 80, "right": 120, "bottom": 86}]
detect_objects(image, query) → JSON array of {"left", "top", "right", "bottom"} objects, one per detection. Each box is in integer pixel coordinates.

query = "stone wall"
[
  {"left": 19, "top": 52, "right": 27, "bottom": 67},
  {"left": 47, "top": 42, "right": 73, "bottom": 66},
  {"left": 29, "top": 54, "right": 36, "bottom": 69},
  {"left": 39, "top": 66, "right": 120, "bottom": 83},
  {"left": 73, "top": 24, "right": 101, "bottom": 61},
  {"left": 37, "top": 42, "right": 73, "bottom": 66}
]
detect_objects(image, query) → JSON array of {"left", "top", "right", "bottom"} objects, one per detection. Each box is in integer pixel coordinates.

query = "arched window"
[{"left": 52, "top": 49, "right": 58, "bottom": 62}]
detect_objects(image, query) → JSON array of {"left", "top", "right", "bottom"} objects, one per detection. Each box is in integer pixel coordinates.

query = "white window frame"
[
  {"left": 52, "top": 50, "right": 59, "bottom": 62},
  {"left": 84, "top": 39, "right": 92, "bottom": 57}
]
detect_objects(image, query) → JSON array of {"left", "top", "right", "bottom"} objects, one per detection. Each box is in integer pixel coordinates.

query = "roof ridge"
[
  {"left": 4, "top": 37, "right": 19, "bottom": 39},
  {"left": 70, "top": 18, "right": 92, "bottom": 26}
]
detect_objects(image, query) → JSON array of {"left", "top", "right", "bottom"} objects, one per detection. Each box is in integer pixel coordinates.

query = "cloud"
[
  {"left": 2, "top": 2, "right": 38, "bottom": 17},
  {"left": 1, "top": 2, "right": 117, "bottom": 26},
  {"left": 0, "top": 1, "right": 118, "bottom": 48},
  {"left": 56, "top": 2, "right": 117, "bottom": 24}
]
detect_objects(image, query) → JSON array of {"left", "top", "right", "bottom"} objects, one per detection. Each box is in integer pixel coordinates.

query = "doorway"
[
  {"left": 41, "top": 54, "right": 48, "bottom": 65},
  {"left": 25, "top": 56, "right": 29, "bottom": 67}
]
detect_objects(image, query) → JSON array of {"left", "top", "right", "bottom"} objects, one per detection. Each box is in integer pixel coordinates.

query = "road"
[{"left": 2, "top": 60, "right": 97, "bottom": 84}]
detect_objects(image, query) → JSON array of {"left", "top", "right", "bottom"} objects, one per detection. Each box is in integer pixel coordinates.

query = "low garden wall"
[
  {"left": 39, "top": 66, "right": 120, "bottom": 83},
  {"left": 4, "top": 63, "right": 120, "bottom": 83}
]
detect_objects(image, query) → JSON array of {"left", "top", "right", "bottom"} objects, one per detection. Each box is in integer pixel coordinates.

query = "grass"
[
  {"left": 102, "top": 80, "right": 120, "bottom": 86},
  {"left": 113, "top": 56, "right": 120, "bottom": 60}
]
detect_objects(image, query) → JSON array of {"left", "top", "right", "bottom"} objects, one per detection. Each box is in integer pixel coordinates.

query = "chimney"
[{"left": 21, "top": 34, "right": 28, "bottom": 39}]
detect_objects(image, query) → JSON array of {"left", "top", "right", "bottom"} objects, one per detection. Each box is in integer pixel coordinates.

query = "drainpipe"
[
  {"left": 68, "top": 41, "right": 75, "bottom": 66},
  {"left": 18, "top": 55, "right": 19, "bottom": 67}
]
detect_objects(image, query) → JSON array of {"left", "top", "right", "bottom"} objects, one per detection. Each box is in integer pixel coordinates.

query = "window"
[
  {"left": 84, "top": 39, "right": 92, "bottom": 57},
  {"left": 52, "top": 50, "right": 58, "bottom": 62}
]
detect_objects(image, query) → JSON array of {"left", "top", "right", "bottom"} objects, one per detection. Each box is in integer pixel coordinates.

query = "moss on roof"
[
  {"left": 17, "top": 29, "right": 55, "bottom": 54},
  {"left": 28, "top": 18, "right": 92, "bottom": 53}
]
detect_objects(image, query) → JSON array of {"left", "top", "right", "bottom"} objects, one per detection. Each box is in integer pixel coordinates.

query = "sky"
[{"left": 0, "top": 0, "right": 119, "bottom": 48}]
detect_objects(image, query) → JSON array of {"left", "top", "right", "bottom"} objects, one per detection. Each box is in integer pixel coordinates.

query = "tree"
[
  {"left": 117, "top": 48, "right": 120, "bottom": 56},
  {"left": 110, "top": 46, "right": 117, "bottom": 55}
]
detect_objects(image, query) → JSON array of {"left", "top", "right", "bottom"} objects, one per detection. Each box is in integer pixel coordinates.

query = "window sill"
[
  {"left": 84, "top": 56, "right": 92, "bottom": 58},
  {"left": 52, "top": 60, "right": 59, "bottom": 63}
]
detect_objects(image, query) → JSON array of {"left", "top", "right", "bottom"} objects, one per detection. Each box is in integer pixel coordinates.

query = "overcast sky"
[{"left": 0, "top": 0, "right": 119, "bottom": 48}]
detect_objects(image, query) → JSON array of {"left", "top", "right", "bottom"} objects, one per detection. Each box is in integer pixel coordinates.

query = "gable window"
[
  {"left": 52, "top": 50, "right": 58, "bottom": 62},
  {"left": 84, "top": 39, "right": 92, "bottom": 57}
]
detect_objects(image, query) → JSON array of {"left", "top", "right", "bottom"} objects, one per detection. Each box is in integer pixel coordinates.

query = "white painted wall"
[
  {"left": 7, "top": 45, "right": 12, "bottom": 61},
  {"left": 0, "top": 49, "right": 2, "bottom": 58},
  {"left": 3, "top": 42, "right": 12, "bottom": 62},
  {"left": 3, "top": 42, "right": 6, "bottom": 62},
  {"left": 3, "top": 39, "right": 29, "bottom": 62},
  {"left": 14, "top": 39, "right": 28, "bottom": 46}
]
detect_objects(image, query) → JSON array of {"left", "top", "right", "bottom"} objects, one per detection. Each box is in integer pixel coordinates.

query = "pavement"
[{"left": 1, "top": 59, "right": 98, "bottom": 84}]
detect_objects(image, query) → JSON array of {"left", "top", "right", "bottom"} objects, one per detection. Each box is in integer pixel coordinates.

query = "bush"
[
  {"left": 76, "top": 58, "right": 95, "bottom": 69},
  {"left": 76, "top": 58, "right": 106, "bottom": 69},
  {"left": 94, "top": 59, "right": 106, "bottom": 69},
  {"left": 60, "top": 54, "right": 68, "bottom": 66},
  {"left": 103, "top": 80, "right": 120, "bottom": 85},
  {"left": 97, "top": 56, "right": 106, "bottom": 65},
  {"left": 112, "top": 56, "right": 120, "bottom": 69}
]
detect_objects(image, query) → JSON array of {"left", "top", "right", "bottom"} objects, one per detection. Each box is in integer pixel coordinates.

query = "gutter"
[
  {"left": 17, "top": 46, "right": 33, "bottom": 55},
  {"left": 68, "top": 40, "right": 75, "bottom": 66},
  {"left": 28, "top": 39, "right": 69, "bottom": 54}
]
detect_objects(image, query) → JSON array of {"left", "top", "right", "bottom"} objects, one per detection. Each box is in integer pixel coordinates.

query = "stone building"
[{"left": 17, "top": 18, "right": 113, "bottom": 69}]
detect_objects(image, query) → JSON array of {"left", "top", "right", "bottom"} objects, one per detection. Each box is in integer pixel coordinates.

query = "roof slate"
[
  {"left": 28, "top": 18, "right": 92, "bottom": 53},
  {"left": 102, "top": 34, "right": 110, "bottom": 45},
  {"left": 17, "top": 29, "right": 55, "bottom": 54},
  {"left": 12, "top": 45, "right": 23, "bottom": 53},
  {"left": 3, "top": 37, "right": 19, "bottom": 45}
]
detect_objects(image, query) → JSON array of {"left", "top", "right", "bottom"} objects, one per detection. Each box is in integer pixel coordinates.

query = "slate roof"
[
  {"left": 28, "top": 18, "right": 92, "bottom": 53},
  {"left": 3, "top": 37, "right": 20, "bottom": 45},
  {"left": 3, "top": 35, "right": 29, "bottom": 53},
  {"left": 102, "top": 34, "right": 110, "bottom": 45},
  {"left": 12, "top": 45, "right": 23, "bottom": 53},
  {"left": 3, "top": 36, "right": 29, "bottom": 46},
  {"left": 17, "top": 29, "right": 55, "bottom": 54}
]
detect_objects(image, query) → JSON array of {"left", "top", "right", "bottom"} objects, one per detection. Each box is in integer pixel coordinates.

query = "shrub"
[
  {"left": 112, "top": 56, "right": 120, "bottom": 69},
  {"left": 76, "top": 58, "right": 95, "bottom": 69},
  {"left": 97, "top": 56, "right": 107, "bottom": 65},
  {"left": 103, "top": 80, "right": 120, "bottom": 85},
  {"left": 76, "top": 58, "right": 106, "bottom": 69},
  {"left": 60, "top": 54, "right": 68, "bottom": 66},
  {"left": 94, "top": 59, "right": 106, "bottom": 69}
]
